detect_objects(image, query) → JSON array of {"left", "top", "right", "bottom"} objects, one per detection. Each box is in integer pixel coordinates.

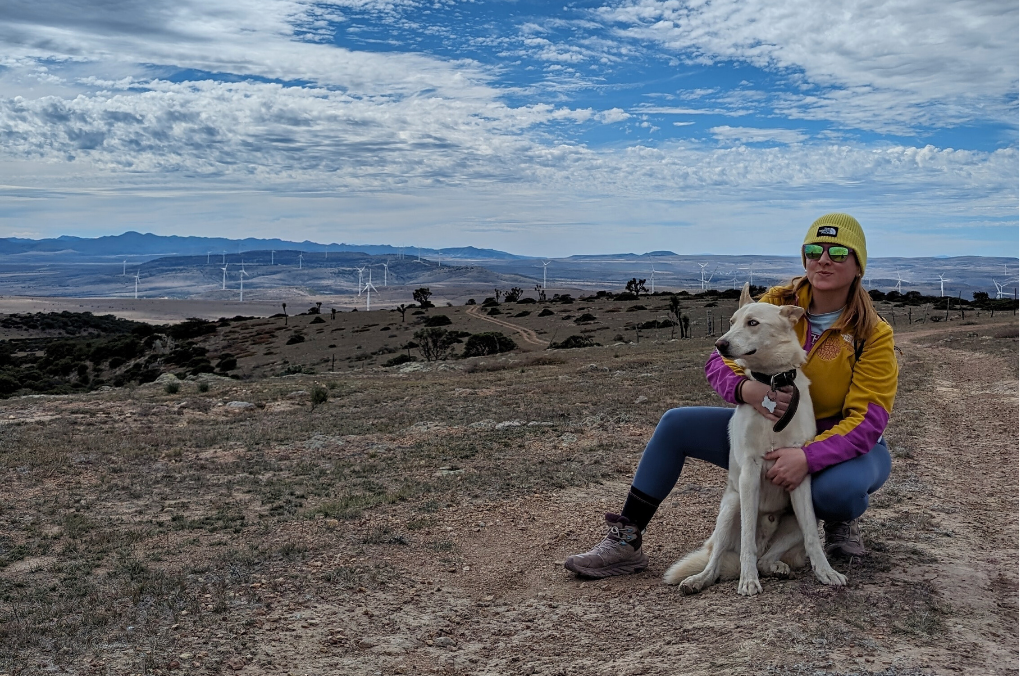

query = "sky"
[{"left": 0, "top": 0, "right": 1017, "bottom": 257}]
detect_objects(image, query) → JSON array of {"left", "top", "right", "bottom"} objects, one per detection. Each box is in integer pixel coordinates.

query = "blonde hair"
[{"left": 771, "top": 274, "right": 880, "bottom": 340}]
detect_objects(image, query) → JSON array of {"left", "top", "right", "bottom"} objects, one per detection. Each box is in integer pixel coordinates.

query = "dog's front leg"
[
  {"left": 737, "top": 464, "right": 763, "bottom": 596},
  {"left": 790, "top": 479, "right": 847, "bottom": 587}
]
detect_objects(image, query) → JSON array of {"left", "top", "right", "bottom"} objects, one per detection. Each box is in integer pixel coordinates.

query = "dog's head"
[{"left": 714, "top": 283, "right": 806, "bottom": 373}]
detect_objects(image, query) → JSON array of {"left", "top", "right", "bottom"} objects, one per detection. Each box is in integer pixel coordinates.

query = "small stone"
[
  {"left": 178, "top": 653, "right": 194, "bottom": 660},
  {"left": 462, "top": 565, "right": 471, "bottom": 572},
  {"left": 433, "top": 636, "right": 455, "bottom": 648},
  {"left": 226, "top": 401, "right": 255, "bottom": 410}
]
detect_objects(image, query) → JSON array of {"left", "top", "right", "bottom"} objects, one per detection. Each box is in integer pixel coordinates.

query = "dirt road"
[{"left": 466, "top": 303, "right": 549, "bottom": 347}]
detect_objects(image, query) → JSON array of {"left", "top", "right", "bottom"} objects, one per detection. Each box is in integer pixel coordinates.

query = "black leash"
[{"left": 750, "top": 369, "right": 800, "bottom": 433}]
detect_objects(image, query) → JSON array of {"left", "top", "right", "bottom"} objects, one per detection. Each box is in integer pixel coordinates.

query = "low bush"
[
  {"left": 310, "top": 386, "right": 329, "bottom": 409},
  {"left": 549, "top": 335, "right": 599, "bottom": 349},
  {"left": 164, "top": 381, "right": 180, "bottom": 395},
  {"left": 462, "top": 332, "right": 517, "bottom": 358},
  {"left": 383, "top": 354, "right": 416, "bottom": 367},
  {"left": 423, "top": 315, "right": 452, "bottom": 327},
  {"left": 538, "top": 308, "right": 555, "bottom": 317},
  {"left": 285, "top": 334, "right": 305, "bottom": 345}
]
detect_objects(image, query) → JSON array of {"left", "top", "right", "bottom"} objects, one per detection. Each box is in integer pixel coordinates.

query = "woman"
[{"left": 564, "top": 213, "right": 898, "bottom": 578}]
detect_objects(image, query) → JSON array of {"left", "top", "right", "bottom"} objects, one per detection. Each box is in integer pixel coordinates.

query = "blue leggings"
[{"left": 632, "top": 407, "right": 891, "bottom": 522}]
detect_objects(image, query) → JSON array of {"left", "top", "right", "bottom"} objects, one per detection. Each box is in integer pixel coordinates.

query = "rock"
[
  {"left": 495, "top": 420, "right": 523, "bottom": 429},
  {"left": 468, "top": 419, "right": 496, "bottom": 429},
  {"left": 634, "top": 395, "right": 648, "bottom": 404},
  {"left": 433, "top": 636, "right": 456, "bottom": 648},
  {"left": 358, "top": 637, "right": 379, "bottom": 649},
  {"left": 225, "top": 401, "right": 255, "bottom": 410},
  {"left": 399, "top": 362, "right": 429, "bottom": 373},
  {"left": 179, "top": 653, "right": 194, "bottom": 660},
  {"left": 226, "top": 656, "right": 245, "bottom": 670},
  {"left": 154, "top": 373, "right": 180, "bottom": 385},
  {"left": 286, "top": 390, "right": 309, "bottom": 399}
]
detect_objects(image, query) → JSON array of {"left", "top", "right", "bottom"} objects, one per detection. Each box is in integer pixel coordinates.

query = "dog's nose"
[{"left": 715, "top": 338, "right": 730, "bottom": 354}]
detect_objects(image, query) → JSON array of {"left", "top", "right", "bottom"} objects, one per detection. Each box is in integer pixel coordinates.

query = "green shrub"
[
  {"left": 310, "top": 386, "right": 329, "bottom": 409},
  {"left": 423, "top": 315, "right": 452, "bottom": 327},
  {"left": 383, "top": 354, "right": 416, "bottom": 367},
  {"left": 538, "top": 308, "right": 555, "bottom": 317},
  {"left": 285, "top": 334, "right": 305, "bottom": 345},
  {"left": 164, "top": 381, "right": 180, "bottom": 395},
  {"left": 549, "top": 335, "right": 599, "bottom": 349},
  {"left": 462, "top": 332, "right": 517, "bottom": 358},
  {"left": 198, "top": 381, "right": 210, "bottom": 393}
]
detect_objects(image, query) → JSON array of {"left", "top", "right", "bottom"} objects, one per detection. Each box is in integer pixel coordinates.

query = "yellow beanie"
[{"left": 802, "top": 213, "right": 867, "bottom": 273}]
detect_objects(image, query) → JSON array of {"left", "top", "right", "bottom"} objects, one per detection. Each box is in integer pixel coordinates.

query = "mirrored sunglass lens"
[
  {"left": 828, "top": 247, "right": 850, "bottom": 261},
  {"left": 804, "top": 244, "right": 824, "bottom": 259}
]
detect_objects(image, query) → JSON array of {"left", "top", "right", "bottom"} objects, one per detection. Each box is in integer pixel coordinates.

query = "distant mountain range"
[
  {"left": 0, "top": 232, "right": 529, "bottom": 261},
  {"left": 0, "top": 232, "right": 686, "bottom": 261}
]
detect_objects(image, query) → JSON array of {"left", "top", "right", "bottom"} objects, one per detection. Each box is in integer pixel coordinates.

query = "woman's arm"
[{"left": 801, "top": 322, "right": 899, "bottom": 474}]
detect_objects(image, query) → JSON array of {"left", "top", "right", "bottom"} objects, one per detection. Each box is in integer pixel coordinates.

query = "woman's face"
[{"left": 804, "top": 244, "right": 860, "bottom": 296}]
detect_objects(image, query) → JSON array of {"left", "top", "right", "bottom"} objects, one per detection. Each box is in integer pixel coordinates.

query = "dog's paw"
[
  {"left": 679, "top": 575, "right": 706, "bottom": 595},
  {"left": 761, "top": 560, "right": 791, "bottom": 578},
  {"left": 813, "top": 566, "right": 847, "bottom": 587},
  {"left": 737, "top": 576, "right": 762, "bottom": 596}
]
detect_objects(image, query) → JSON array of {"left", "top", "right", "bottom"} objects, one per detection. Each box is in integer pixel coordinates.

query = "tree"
[
  {"left": 281, "top": 302, "right": 288, "bottom": 326},
  {"left": 493, "top": 288, "right": 503, "bottom": 303},
  {"left": 397, "top": 304, "right": 410, "bottom": 322},
  {"left": 414, "top": 327, "right": 455, "bottom": 362},
  {"left": 413, "top": 287, "right": 434, "bottom": 309},
  {"left": 973, "top": 291, "right": 989, "bottom": 301},
  {"left": 504, "top": 287, "right": 524, "bottom": 303},
  {"left": 534, "top": 284, "right": 546, "bottom": 302},
  {"left": 667, "top": 294, "right": 682, "bottom": 339},
  {"left": 625, "top": 278, "right": 648, "bottom": 296}
]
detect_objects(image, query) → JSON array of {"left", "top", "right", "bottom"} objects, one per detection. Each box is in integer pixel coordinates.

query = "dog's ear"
[
  {"left": 779, "top": 305, "right": 805, "bottom": 325},
  {"left": 738, "top": 282, "right": 753, "bottom": 307}
]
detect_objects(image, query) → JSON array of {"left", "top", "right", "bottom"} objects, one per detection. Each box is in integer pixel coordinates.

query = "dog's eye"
[{"left": 747, "top": 320, "right": 759, "bottom": 326}]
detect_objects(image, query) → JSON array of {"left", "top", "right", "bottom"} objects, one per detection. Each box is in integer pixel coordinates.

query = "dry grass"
[{"left": 0, "top": 306, "right": 1016, "bottom": 675}]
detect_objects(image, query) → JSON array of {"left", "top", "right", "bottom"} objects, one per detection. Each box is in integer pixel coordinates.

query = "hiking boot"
[
  {"left": 563, "top": 513, "right": 649, "bottom": 578},
  {"left": 824, "top": 518, "right": 866, "bottom": 558}
]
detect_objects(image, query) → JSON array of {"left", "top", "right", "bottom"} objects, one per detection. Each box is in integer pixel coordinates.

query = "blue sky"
[{"left": 0, "top": 0, "right": 1016, "bottom": 257}]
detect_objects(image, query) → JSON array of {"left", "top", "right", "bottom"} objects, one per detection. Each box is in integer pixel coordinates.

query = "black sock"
[{"left": 620, "top": 486, "right": 662, "bottom": 535}]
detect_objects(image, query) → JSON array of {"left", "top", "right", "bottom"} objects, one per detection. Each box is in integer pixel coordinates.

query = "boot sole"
[{"left": 564, "top": 556, "right": 649, "bottom": 578}]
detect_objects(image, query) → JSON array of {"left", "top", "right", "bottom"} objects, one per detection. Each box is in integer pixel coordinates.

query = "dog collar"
[
  {"left": 750, "top": 369, "right": 800, "bottom": 433},
  {"left": 750, "top": 369, "right": 798, "bottom": 391}
]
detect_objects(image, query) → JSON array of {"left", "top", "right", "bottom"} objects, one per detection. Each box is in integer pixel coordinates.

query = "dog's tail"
[{"left": 663, "top": 541, "right": 741, "bottom": 585}]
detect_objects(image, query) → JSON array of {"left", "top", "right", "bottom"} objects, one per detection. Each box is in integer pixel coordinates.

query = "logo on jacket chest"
[{"left": 815, "top": 333, "right": 853, "bottom": 361}]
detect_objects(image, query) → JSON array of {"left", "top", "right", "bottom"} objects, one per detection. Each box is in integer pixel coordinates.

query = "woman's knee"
[{"left": 812, "top": 481, "right": 868, "bottom": 522}]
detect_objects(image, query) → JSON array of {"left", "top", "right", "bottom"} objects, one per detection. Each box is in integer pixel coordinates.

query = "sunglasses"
[{"left": 804, "top": 243, "right": 852, "bottom": 263}]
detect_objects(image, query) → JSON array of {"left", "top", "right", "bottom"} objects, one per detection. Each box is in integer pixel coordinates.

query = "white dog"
[{"left": 664, "top": 284, "right": 846, "bottom": 596}]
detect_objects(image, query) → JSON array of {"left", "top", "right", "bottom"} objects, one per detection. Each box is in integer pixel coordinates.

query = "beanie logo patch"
[{"left": 816, "top": 226, "right": 838, "bottom": 237}]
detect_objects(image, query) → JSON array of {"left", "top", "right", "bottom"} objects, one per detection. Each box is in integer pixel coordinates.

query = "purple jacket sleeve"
[
  {"left": 705, "top": 350, "right": 746, "bottom": 405},
  {"left": 802, "top": 403, "right": 889, "bottom": 474}
]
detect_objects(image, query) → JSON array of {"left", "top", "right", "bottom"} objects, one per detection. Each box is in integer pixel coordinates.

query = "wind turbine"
[
  {"left": 271, "top": 250, "right": 275, "bottom": 266},
  {"left": 133, "top": 270, "right": 140, "bottom": 299},
  {"left": 363, "top": 268, "right": 378, "bottom": 311},
  {"left": 382, "top": 262, "right": 389, "bottom": 287},
  {"left": 123, "top": 260, "right": 127, "bottom": 276},
  {"left": 298, "top": 253, "right": 303, "bottom": 269},
  {"left": 698, "top": 263, "right": 717, "bottom": 291},
  {"left": 221, "top": 251, "right": 226, "bottom": 264},
  {"left": 417, "top": 247, "right": 422, "bottom": 263},
  {"left": 239, "top": 262, "right": 248, "bottom": 302},
  {"left": 221, "top": 263, "right": 228, "bottom": 290},
  {"left": 542, "top": 260, "right": 551, "bottom": 290},
  {"left": 993, "top": 280, "right": 1005, "bottom": 299},
  {"left": 206, "top": 251, "right": 211, "bottom": 265},
  {"left": 731, "top": 273, "right": 739, "bottom": 290},
  {"left": 356, "top": 267, "right": 366, "bottom": 296},
  {"left": 894, "top": 272, "right": 909, "bottom": 294},
  {"left": 650, "top": 266, "right": 659, "bottom": 294},
  {"left": 937, "top": 273, "right": 950, "bottom": 297}
]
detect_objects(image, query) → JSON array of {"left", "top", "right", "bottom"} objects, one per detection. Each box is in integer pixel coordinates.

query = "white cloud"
[
  {"left": 597, "top": 0, "right": 1019, "bottom": 131},
  {"left": 709, "top": 126, "right": 807, "bottom": 144},
  {"left": 672, "top": 121, "right": 694, "bottom": 126},
  {"left": 597, "top": 107, "right": 630, "bottom": 123}
]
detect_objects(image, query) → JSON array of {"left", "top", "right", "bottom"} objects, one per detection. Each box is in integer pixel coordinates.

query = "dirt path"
[{"left": 467, "top": 304, "right": 549, "bottom": 347}]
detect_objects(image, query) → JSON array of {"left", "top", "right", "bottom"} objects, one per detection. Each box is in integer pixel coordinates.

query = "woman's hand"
[
  {"left": 741, "top": 379, "right": 794, "bottom": 423},
  {"left": 764, "top": 447, "right": 809, "bottom": 491}
]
